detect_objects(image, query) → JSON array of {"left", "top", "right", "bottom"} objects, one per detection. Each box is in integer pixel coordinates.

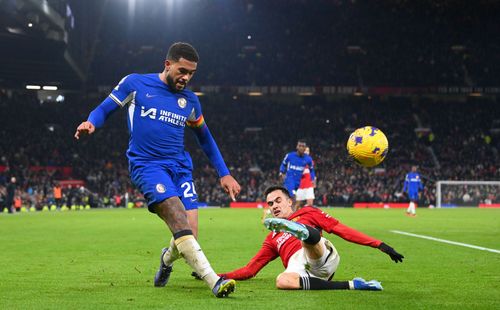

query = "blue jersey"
[
  {"left": 109, "top": 74, "right": 199, "bottom": 160},
  {"left": 97, "top": 73, "right": 229, "bottom": 177},
  {"left": 280, "top": 152, "right": 315, "bottom": 185},
  {"left": 403, "top": 172, "right": 423, "bottom": 198}
]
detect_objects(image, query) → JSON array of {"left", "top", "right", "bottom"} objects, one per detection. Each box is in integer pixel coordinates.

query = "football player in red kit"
[{"left": 220, "top": 186, "right": 404, "bottom": 291}]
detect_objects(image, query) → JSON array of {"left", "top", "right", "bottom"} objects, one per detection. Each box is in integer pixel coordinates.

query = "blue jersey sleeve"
[
  {"left": 186, "top": 95, "right": 230, "bottom": 177},
  {"left": 279, "top": 153, "right": 290, "bottom": 174},
  {"left": 87, "top": 74, "right": 138, "bottom": 128},
  {"left": 418, "top": 173, "right": 424, "bottom": 190},
  {"left": 403, "top": 174, "right": 409, "bottom": 192},
  {"left": 109, "top": 74, "right": 138, "bottom": 107},
  {"left": 308, "top": 156, "right": 316, "bottom": 181},
  {"left": 87, "top": 97, "right": 120, "bottom": 128}
]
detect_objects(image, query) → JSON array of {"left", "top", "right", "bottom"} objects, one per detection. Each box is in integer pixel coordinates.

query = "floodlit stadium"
[{"left": 0, "top": 0, "right": 498, "bottom": 308}]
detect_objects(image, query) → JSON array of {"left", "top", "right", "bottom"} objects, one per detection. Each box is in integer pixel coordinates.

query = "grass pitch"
[{"left": 1, "top": 208, "right": 499, "bottom": 309}]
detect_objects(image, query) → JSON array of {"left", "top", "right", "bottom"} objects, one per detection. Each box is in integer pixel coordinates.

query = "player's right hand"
[
  {"left": 379, "top": 243, "right": 404, "bottom": 263},
  {"left": 74, "top": 121, "right": 96, "bottom": 140}
]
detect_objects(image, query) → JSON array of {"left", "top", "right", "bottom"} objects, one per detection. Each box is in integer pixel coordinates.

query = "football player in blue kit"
[
  {"left": 403, "top": 166, "right": 424, "bottom": 216},
  {"left": 279, "top": 140, "right": 315, "bottom": 205},
  {"left": 75, "top": 42, "right": 240, "bottom": 297}
]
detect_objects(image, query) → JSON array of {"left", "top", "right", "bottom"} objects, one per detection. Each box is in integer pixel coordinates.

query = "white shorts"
[
  {"left": 296, "top": 187, "right": 315, "bottom": 201},
  {"left": 285, "top": 238, "right": 340, "bottom": 280}
]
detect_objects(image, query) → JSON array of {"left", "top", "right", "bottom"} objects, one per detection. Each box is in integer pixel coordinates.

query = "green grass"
[{"left": 0, "top": 208, "right": 499, "bottom": 309}]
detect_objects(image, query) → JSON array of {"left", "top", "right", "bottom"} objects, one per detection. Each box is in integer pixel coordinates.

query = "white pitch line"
[{"left": 391, "top": 230, "right": 500, "bottom": 254}]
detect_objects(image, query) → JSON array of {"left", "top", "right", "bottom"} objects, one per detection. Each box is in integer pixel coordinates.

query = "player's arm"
[
  {"left": 332, "top": 223, "right": 404, "bottom": 262},
  {"left": 402, "top": 175, "right": 409, "bottom": 193},
  {"left": 279, "top": 154, "right": 289, "bottom": 181},
  {"left": 309, "top": 158, "right": 316, "bottom": 186},
  {"left": 75, "top": 74, "right": 134, "bottom": 139},
  {"left": 188, "top": 116, "right": 228, "bottom": 176},
  {"left": 316, "top": 211, "right": 382, "bottom": 247},
  {"left": 187, "top": 98, "right": 240, "bottom": 200},
  {"left": 219, "top": 239, "right": 278, "bottom": 280},
  {"left": 74, "top": 98, "right": 119, "bottom": 139},
  {"left": 315, "top": 209, "right": 404, "bottom": 263}
]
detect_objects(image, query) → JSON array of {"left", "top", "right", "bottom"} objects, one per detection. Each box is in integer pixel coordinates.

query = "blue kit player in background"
[
  {"left": 279, "top": 140, "right": 315, "bottom": 208},
  {"left": 403, "top": 165, "right": 424, "bottom": 217},
  {"left": 74, "top": 42, "right": 240, "bottom": 298}
]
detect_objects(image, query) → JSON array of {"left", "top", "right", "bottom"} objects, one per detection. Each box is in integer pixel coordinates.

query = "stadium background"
[{"left": 0, "top": 1, "right": 499, "bottom": 309}]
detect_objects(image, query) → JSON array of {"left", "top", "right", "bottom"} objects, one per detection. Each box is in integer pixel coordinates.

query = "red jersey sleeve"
[
  {"left": 309, "top": 208, "right": 382, "bottom": 248},
  {"left": 329, "top": 223, "right": 382, "bottom": 248},
  {"left": 219, "top": 236, "right": 278, "bottom": 280}
]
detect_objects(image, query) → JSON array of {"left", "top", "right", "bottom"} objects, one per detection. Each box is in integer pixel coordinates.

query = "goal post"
[{"left": 436, "top": 180, "right": 500, "bottom": 208}]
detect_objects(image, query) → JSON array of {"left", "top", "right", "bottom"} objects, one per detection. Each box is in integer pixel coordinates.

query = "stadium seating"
[{"left": 0, "top": 90, "right": 498, "bottom": 208}]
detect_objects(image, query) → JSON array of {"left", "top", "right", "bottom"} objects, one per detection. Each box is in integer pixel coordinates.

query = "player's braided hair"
[
  {"left": 264, "top": 185, "right": 291, "bottom": 199},
  {"left": 167, "top": 42, "right": 199, "bottom": 62}
]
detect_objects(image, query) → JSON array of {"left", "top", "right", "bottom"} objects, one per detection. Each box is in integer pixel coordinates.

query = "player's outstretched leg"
[
  {"left": 154, "top": 197, "right": 236, "bottom": 297},
  {"left": 352, "top": 278, "right": 383, "bottom": 291},
  {"left": 264, "top": 218, "right": 309, "bottom": 240},
  {"left": 212, "top": 277, "right": 236, "bottom": 298},
  {"left": 154, "top": 247, "right": 173, "bottom": 287}
]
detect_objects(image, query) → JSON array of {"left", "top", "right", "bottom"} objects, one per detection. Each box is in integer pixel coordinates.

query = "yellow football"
[{"left": 346, "top": 126, "right": 389, "bottom": 167}]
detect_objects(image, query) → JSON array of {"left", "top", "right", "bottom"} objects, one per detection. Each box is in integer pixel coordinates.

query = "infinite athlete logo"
[
  {"left": 140, "top": 106, "right": 187, "bottom": 126},
  {"left": 178, "top": 97, "right": 187, "bottom": 108},
  {"left": 156, "top": 184, "right": 166, "bottom": 193}
]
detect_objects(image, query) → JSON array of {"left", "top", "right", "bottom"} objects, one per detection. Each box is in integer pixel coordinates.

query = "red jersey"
[
  {"left": 221, "top": 206, "right": 382, "bottom": 280},
  {"left": 298, "top": 165, "right": 314, "bottom": 189}
]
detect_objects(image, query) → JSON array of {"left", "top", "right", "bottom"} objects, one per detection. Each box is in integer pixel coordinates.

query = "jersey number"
[{"left": 181, "top": 182, "right": 197, "bottom": 198}]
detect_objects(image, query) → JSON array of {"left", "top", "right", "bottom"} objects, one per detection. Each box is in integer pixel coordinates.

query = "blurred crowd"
[
  {"left": 86, "top": 0, "right": 499, "bottom": 88},
  {"left": 0, "top": 90, "right": 498, "bottom": 211}
]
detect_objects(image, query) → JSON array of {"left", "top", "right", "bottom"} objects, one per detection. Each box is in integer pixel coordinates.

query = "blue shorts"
[
  {"left": 284, "top": 178, "right": 300, "bottom": 198},
  {"left": 130, "top": 158, "right": 198, "bottom": 213},
  {"left": 408, "top": 193, "right": 419, "bottom": 202}
]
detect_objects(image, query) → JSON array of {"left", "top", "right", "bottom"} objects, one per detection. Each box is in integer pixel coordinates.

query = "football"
[{"left": 346, "top": 126, "right": 389, "bottom": 167}]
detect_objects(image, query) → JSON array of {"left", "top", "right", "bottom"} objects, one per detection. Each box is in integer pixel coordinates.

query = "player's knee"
[{"left": 276, "top": 273, "right": 299, "bottom": 290}]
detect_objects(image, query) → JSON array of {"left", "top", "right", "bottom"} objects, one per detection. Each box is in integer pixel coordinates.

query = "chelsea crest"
[{"left": 178, "top": 97, "right": 187, "bottom": 108}]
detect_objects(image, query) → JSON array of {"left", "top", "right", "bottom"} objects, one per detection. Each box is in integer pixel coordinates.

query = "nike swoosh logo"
[{"left": 146, "top": 93, "right": 157, "bottom": 98}]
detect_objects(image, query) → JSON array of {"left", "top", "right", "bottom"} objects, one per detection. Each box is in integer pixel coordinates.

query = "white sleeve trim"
[{"left": 109, "top": 91, "right": 135, "bottom": 108}]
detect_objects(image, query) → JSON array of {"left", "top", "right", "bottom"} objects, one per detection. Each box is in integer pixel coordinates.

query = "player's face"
[
  {"left": 165, "top": 58, "right": 197, "bottom": 91},
  {"left": 266, "top": 190, "right": 293, "bottom": 218},
  {"left": 296, "top": 142, "right": 307, "bottom": 155}
]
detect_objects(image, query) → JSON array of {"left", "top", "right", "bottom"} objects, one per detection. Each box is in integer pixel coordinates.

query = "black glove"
[{"left": 379, "top": 243, "right": 404, "bottom": 263}]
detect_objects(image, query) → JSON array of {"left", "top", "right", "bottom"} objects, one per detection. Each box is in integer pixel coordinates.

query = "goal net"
[{"left": 436, "top": 181, "right": 500, "bottom": 208}]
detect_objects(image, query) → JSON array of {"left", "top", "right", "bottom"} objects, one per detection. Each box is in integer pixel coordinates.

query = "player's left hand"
[
  {"left": 220, "top": 175, "right": 241, "bottom": 202},
  {"left": 379, "top": 243, "right": 404, "bottom": 263}
]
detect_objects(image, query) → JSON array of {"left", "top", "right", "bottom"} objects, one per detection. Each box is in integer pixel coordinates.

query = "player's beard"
[{"left": 166, "top": 74, "right": 186, "bottom": 92}]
